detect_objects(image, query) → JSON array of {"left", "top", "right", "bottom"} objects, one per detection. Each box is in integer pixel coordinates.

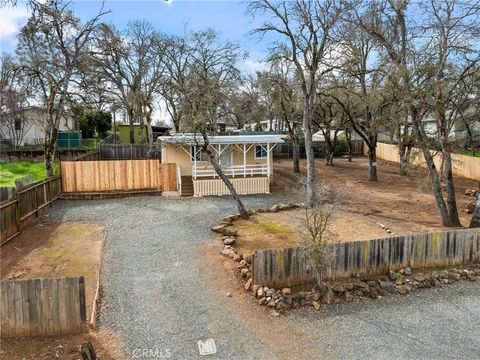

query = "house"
[
  {"left": 158, "top": 133, "right": 285, "bottom": 197},
  {"left": 0, "top": 106, "right": 76, "bottom": 148}
]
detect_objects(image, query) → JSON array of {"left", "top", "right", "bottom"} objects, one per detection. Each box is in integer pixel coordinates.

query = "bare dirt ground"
[
  {"left": 228, "top": 157, "right": 478, "bottom": 255},
  {"left": 0, "top": 221, "right": 122, "bottom": 359},
  {"left": 272, "top": 157, "right": 477, "bottom": 232}
]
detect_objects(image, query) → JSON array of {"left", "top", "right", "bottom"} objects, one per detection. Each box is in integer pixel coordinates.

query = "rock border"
[{"left": 211, "top": 203, "right": 480, "bottom": 314}]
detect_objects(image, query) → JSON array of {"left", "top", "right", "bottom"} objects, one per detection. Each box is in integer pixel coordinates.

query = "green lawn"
[
  {"left": 0, "top": 161, "right": 59, "bottom": 187},
  {"left": 461, "top": 150, "right": 480, "bottom": 157}
]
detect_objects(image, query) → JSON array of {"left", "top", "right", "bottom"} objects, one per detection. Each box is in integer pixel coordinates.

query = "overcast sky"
[{"left": 0, "top": 0, "right": 274, "bottom": 73}]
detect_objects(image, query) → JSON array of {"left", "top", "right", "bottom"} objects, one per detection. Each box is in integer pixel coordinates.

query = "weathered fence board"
[
  {"left": 99, "top": 144, "right": 161, "bottom": 160},
  {"left": 0, "top": 277, "right": 87, "bottom": 338},
  {"left": 253, "top": 229, "right": 480, "bottom": 288},
  {"left": 0, "top": 176, "right": 61, "bottom": 245},
  {"left": 60, "top": 160, "right": 177, "bottom": 192}
]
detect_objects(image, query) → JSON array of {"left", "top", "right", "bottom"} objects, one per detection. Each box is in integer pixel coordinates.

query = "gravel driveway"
[{"left": 44, "top": 196, "right": 480, "bottom": 359}]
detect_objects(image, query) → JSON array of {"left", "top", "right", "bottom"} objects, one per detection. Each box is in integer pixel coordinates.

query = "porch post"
[
  {"left": 193, "top": 145, "right": 197, "bottom": 179},
  {"left": 243, "top": 143, "right": 246, "bottom": 177},
  {"left": 267, "top": 143, "right": 270, "bottom": 180}
]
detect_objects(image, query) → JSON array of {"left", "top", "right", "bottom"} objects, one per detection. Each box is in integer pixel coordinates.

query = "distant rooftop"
[{"left": 158, "top": 133, "right": 286, "bottom": 145}]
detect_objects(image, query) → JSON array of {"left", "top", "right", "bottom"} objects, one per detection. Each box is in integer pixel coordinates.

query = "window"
[
  {"left": 255, "top": 145, "right": 267, "bottom": 159},
  {"left": 190, "top": 146, "right": 209, "bottom": 162}
]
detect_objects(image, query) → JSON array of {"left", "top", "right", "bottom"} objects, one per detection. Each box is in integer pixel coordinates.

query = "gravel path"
[{"left": 43, "top": 196, "right": 480, "bottom": 359}]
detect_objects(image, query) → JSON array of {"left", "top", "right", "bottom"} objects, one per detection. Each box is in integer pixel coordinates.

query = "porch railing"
[{"left": 193, "top": 164, "right": 268, "bottom": 178}]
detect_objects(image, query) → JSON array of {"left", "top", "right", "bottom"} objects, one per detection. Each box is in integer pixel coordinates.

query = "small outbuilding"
[{"left": 158, "top": 133, "right": 285, "bottom": 197}]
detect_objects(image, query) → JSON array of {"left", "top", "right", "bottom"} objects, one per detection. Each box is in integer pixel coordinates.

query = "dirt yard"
[
  {"left": 0, "top": 221, "right": 122, "bottom": 359},
  {"left": 230, "top": 157, "right": 478, "bottom": 255}
]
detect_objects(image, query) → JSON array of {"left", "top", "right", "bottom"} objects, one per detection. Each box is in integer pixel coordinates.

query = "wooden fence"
[
  {"left": 1, "top": 176, "right": 61, "bottom": 245},
  {"left": 60, "top": 160, "right": 177, "bottom": 193},
  {"left": 71, "top": 150, "right": 100, "bottom": 161},
  {"left": 99, "top": 144, "right": 161, "bottom": 160},
  {"left": 252, "top": 228, "right": 480, "bottom": 288},
  {"left": 368, "top": 142, "right": 480, "bottom": 180},
  {"left": 0, "top": 277, "right": 87, "bottom": 337}
]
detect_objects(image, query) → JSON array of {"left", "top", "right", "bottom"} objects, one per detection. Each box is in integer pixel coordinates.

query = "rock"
[
  {"left": 404, "top": 267, "right": 413, "bottom": 276},
  {"left": 465, "top": 188, "right": 478, "bottom": 196},
  {"left": 414, "top": 273, "right": 426, "bottom": 282},
  {"left": 226, "top": 292, "right": 232, "bottom": 297},
  {"left": 241, "top": 268, "right": 250, "bottom": 278},
  {"left": 278, "top": 203, "right": 295, "bottom": 211},
  {"left": 312, "top": 301, "right": 321, "bottom": 310},
  {"left": 270, "top": 204, "right": 280, "bottom": 212},
  {"left": 388, "top": 271, "right": 397, "bottom": 280},
  {"left": 244, "top": 278, "right": 252, "bottom": 291},
  {"left": 368, "top": 288, "right": 379, "bottom": 299},
  {"left": 211, "top": 224, "right": 228, "bottom": 233},
  {"left": 267, "top": 299, "right": 276, "bottom": 308},
  {"left": 345, "top": 283, "right": 354, "bottom": 291},
  {"left": 449, "top": 273, "right": 461, "bottom": 281},
  {"left": 233, "top": 254, "right": 242, "bottom": 262},
  {"left": 223, "top": 237, "right": 236, "bottom": 245},
  {"left": 281, "top": 288, "right": 292, "bottom": 295},
  {"left": 244, "top": 254, "right": 252, "bottom": 264},
  {"left": 285, "top": 296, "right": 293, "bottom": 305},
  {"left": 222, "top": 214, "right": 239, "bottom": 223},
  {"left": 344, "top": 291, "right": 354, "bottom": 302},
  {"left": 238, "top": 260, "right": 247, "bottom": 268},
  {"left": 367, "top": 280, "right": 376, "bottom": 287},
  {"left": 442, "top": 278, "right": 449, "bottom": 284},
  {"left": 353, "top": 282, "right": 369, "bottom": 290},
  {"left": 271, "top": 310, "right": 281, "bottom": 317},
  {"left": 466, "top": 202, "right": 475, "bottom": 214},
  {"left": 312, "top": 292, "right": 320, "bottom": 301},
  {"left": 379, "top": 280, "right": 397, "bottom": 294},
  {"left": 440, "top": 270, "right": 449, "bottom": 279},
  {"left": 258, "top": 297, "right": 267, "bottom": 306},
  {"left": 256, "top": 287, "right": 265, "bottom": 299},
  {"left": 395, "top": 277, "right": 405, "bottom": 285},
  {"left": 221, "top": 248, "right": 236, "bottom": 258},
  {"left": 332, "top": 285, "right": 346, "bottom": 293},
  {"left": 396, "top": 285, "right": 407, "bottom": 295},
  {"left": 321, "top": 290, "right": 335, "bottom": 305}
]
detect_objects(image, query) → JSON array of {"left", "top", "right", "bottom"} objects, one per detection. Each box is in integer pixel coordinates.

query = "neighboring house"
[
  {"left": 117, "top": 124, "right": 170, "bottom": 144},
  {"left": 0, "top": 106, "right": 76, "bottom": 147},
  {"left": 244, "top": 118, "right": 289, "bottom": 132},
  {"left": 158, "top": 133, "right": 285, "bottom": 197},
  {"left": 311, "top": 130, "right": 363, "bottom": 142}
]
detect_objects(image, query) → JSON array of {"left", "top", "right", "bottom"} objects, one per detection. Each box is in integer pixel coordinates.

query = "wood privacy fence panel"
[
  {"left": 1, "top": 176, "right": 61, "bottom": 245},
  {"left": 0, "top": 277, "right": 87, "bottom": 337},
  {"left": 61, "top": 160, "right": 177, "bottom": 192},
  {"left": 99, "top": 144, "right": 161, "bottom": 160},
  {"left": 253, "top": 229, "right": 480, "bottom": 288},
  {"left": 193, "top": 177, "right": 270, "bottom": 197},
  {"left": 368, "top": 142, "right": 480, "bottom": 180}
]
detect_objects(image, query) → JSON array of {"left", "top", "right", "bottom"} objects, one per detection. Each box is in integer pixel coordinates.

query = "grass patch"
[
  {"left": 0, "top": 161, "right": 59, "bottom": 187},
  {"left": 238, "top": 219, "right": 294, "bottom": 234},
  {"left": 460, "top": 150, "right": 480, "bottom": 157}
]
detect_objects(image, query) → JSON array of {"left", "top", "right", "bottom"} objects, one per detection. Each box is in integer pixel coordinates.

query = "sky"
[{"left": 0, "top": 0, "right": 274, "bottom": 73}]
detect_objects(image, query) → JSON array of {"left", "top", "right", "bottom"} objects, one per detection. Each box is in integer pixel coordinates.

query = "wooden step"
[{"left": 181, "top": 176, "right": 194, "bottom": 196}]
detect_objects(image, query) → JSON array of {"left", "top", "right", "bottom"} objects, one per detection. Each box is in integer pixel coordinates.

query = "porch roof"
[{"left": 158, "top": 133, "right": 286, "bottom": 145}]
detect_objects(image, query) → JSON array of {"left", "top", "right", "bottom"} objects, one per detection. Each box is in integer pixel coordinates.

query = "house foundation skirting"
[{"left": 193, "top": 177, "right": 269, "bottom": 197}]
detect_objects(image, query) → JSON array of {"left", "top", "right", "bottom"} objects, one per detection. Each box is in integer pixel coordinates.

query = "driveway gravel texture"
[{"left": 43, "top": 196, "right": 480, "bottom": 360}]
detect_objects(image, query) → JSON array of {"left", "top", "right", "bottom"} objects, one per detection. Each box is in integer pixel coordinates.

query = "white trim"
[{"left": 254, "top": 144, "right": 268, "bottom": 159}]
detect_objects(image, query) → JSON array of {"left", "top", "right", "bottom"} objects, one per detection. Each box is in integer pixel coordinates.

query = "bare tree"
[
  {"left": 180, "top": 30, "right": 249, "bottom": 219},
  {"left": 16, "top": 1, "right": 107, "bottom": 176},
  {"left": 250, "top": 0, "right": 343, "bottom": 204}
]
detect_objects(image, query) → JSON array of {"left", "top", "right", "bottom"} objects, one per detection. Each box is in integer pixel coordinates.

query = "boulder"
[
  {"left": 321, "top": 290, "right": 335, "bottom": 305},
  {"left": 379, "top": 280, "right": 397, "bottom": 294},
  {"left": 244, "top": 278, "right": 252, "bottom": 291},
  {"left": 269, "top": 204, "right": 280, "bottom": 212},
  {"left": 404, "top": 267, "right": 413, "bottom": 275},
  {"left": 281, "top": 288, "right": 292, "bottom": 295},
  {"left": 312, "top": 301, "right": 321, "bottom": 310},
  {"left": 396, "top": 285, "right": 407, "bottom": 295},
  {"left": 223, "top": 237, "right": 236, "bottom": 245},
  {"left": 332, "top": 285, "right": 346, "bottom": 293},
  {"left": 344, "top": 291, "right": 354, "bottom": 302},
  {"left": 233, "top": 254, "right": 242, "bottom": 262},
  {"left": 221, "top": 248, "right": 236, "bottom": 258},
  {"left": 368, "top": 288, "right": 379, "bottom": 299},
  {"left": 258, "top": 297, "right": 267, "bottom": 306},
  {"left": 414, "top": 273, "right": 426, "bottom": 282},
  {"left": 211, "top": 224, "right": 228, "bottom": 233},
  {"left": 388, "top": 271, "right": 397, "bottom": 280}
]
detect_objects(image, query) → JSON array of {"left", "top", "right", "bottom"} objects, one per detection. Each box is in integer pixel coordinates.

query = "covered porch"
[{"left": 158, "top": 134, "right": 285, "bottom": 196}]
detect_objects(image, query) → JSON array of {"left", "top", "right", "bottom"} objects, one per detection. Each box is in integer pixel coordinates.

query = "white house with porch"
[{"left": 158, "top": 134, "right": 285, "bottom": 197}]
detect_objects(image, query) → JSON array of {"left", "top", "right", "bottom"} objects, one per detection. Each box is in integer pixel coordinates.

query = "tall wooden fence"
[
  {"left": 1, "top": 176, "right": 61, "bottom": 245},
  {"left": 99, "top": 144, "right": 161, "bottom": 160},
  {"left": 368, "top": 142, "right": 480, "bottom": 180},
  {"left": 61, "top": 160, "right": 177, "bottom": 193},
  {"left": 253, "top": 228, "right": 480, "bottom": 288},
  {"left": 0, "top": 277, "right": 87, "bottom": 337}
]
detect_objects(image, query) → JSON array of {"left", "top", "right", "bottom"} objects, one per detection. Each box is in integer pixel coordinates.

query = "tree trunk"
[
  {"left": 469, "top": 189, "right": 480, "bottom": 228},
  {"left": 367, "top": 145, "right": 377, "bottom": 181},
  {"left": 146, "top": 120, "right": 153, "bottom": 145},
  {"left": 44, "top": 115, "right": 57, "bottom": 177},
  {"left": 399, "top": 143, "right": 411, "bottom": 176},
  {"left": 303, "top": 98, "right": 316, "bottom": 206},
  {"left": 128, "top": 108, "right": 135, "bottom": 144},
  {"left": 346, "top": 129, "right": 352, "bottom": 162},
  {"left": 443, "top": 151, "right": 461, "bottom": 226},
  {"left": 200, "top": 131, "right": 249, "bottom": 219},
  {"left": 292, "top": 136, "right": 300, "bottom": 173}
]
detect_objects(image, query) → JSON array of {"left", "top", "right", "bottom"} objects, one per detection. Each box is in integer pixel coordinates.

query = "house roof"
[{"left": 158, "top": 133, "right": 286, "bottom": 145}]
